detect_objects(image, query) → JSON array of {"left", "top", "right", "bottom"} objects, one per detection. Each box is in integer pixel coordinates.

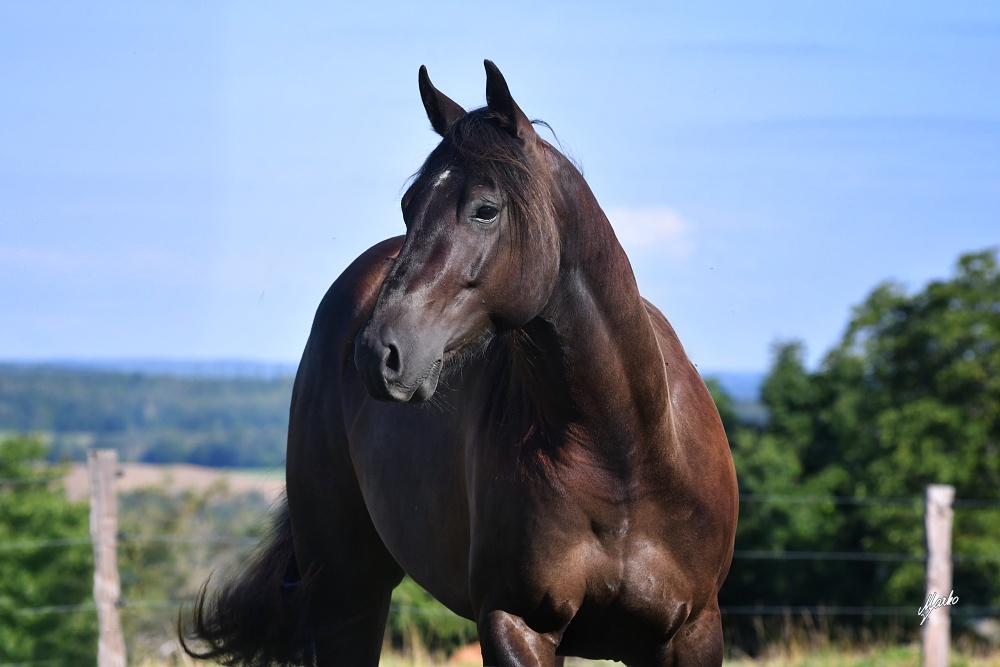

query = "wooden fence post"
[
  {"left": 922, "top": 484, "right": 955, "bottom": 667},
  {"left": 89, "top": 449, "right": 127, "bottom": 667}
]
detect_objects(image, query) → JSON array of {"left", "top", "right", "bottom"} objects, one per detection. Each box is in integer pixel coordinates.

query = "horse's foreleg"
[
  {"left": 310, "top": 582, "right": 396, "bottom": 666},
  {"left": 287, "top": 415, "right": 404, "bottom": 665},
  {"left": 292, "top": 492, "right": 403, "bottom": 667},
  {"left": 647, "top": 603, "right": 724, "bottom": 667},
  {"left": 479, "top": 609, "right": 562, "bottom": 667}
]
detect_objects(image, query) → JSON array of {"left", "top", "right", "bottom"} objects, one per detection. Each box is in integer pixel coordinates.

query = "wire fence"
[
  {"left": 4, "top": 476, "right": 1000, "bottom": 667},
  {"left": 8, "top": 539, "right": 1000, "bottom": 562},
  {"left": 2, "top": 499, "right": 998, "bottom": 665},
  {"left": 0, "top": 475, "right": 63, "bottom": 487},
  {"left": 4, "top": 490, "right": 1000, "bottom": 618}
]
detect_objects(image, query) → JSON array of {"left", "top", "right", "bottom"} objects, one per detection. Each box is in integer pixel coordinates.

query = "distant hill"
[
  {"left": 0, "top": 361, "right": 767, "bottom": 467},
  {"left": 701, "top": 370, "right": 765, "bottom": 402},
  {"left": 16, "top": 358, "right": 298, "bottom": 379},
  {"left": 0, "top": 362, "right": 294, "bottom": 467},
  {"left": 701, "top": 370, "right": 768, "bottom": 426}
]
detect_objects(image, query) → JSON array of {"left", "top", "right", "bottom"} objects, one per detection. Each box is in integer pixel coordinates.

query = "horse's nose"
[
  {"left": 372, "top": 334, "right": 404, "bottom": 385},
  {"left": 354, "top": 328, "right": 403, "bottom": 401},
  {"left": 384, "top": 342, "right": 402, "bottom": 376}
]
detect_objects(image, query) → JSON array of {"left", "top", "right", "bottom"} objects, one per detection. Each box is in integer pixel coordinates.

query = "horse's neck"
[
  {"left": 516, "top": 157, "right": 671, "bottom": 452},
  {"left": 540, "top": 239, "right": 669, "bottom": 435}
]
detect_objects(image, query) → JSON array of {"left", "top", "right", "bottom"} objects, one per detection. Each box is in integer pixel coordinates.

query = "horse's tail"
[{"left": 179, "top": 499, "right": 316, "bottom": 667}]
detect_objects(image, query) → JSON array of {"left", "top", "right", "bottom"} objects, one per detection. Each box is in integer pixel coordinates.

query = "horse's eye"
[{"left": 473, "top": 205, "right": 500, "bottom": 222}]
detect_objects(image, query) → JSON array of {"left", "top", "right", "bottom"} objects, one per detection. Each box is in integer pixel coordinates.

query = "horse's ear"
[
  {"left": 419, "top": 65, "right": 465, "bottom": 136},
  {"left": 484, "top": 60, "right": 536, "bottom": 143}
]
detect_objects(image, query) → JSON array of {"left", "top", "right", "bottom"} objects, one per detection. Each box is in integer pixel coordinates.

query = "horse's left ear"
[
  {"left": 484, "top": 60, "right": 536, "bottom": 143},
  {"left": 419, "top": 65, "right": 466, "bottom": 136}
]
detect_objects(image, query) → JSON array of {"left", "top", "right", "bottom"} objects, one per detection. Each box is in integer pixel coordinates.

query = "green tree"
[
  {"left": 720, "top": 248, "right": 1000, "bottom": 625},
  {"left": 388, "top": 577, "right": 477, "bottom": 655},
  {"left": 0, "top": 436, "right": 97, "bottom": 662},
  {"left": 812, "top": 249, "right": 1000, "bottom": 607}
]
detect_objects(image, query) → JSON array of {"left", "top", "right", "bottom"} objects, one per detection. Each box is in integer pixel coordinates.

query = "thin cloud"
[{"left": 606, "top": 206, "right": 695, "bottom": 260}]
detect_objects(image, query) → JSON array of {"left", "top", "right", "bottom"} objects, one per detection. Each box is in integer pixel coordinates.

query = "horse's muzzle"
[{"left": 354, "top": 326, "right": 442, "bottom": 403}]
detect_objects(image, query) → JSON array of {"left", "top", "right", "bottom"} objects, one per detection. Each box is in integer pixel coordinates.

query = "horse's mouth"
[
  {"left": 364, "top": 327, "right": 493, "bottom": 404},
  {"left": 394, "top": 332, "right": 489, "bottom": 404},
  {"left": 388, "top": 357, "right": 443, "bottom": 404}
]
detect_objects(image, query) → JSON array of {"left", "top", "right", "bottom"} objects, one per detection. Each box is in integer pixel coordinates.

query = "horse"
[{"left": 184, "top": 61, "right": 738, "bottom": 667}]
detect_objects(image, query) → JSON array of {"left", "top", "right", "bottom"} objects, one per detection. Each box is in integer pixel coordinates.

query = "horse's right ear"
[
  {"left": 419, "top": 65, "right": 465, "bottom": 136},
  {"left": 484, "top": 60, "right": 536, "bottom": 143}
]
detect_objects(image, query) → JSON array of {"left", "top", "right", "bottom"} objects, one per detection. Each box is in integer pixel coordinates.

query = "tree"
[
  {"left": 388, "top": 577, "right": 477, "bottom": 656},
  {"left": 720, "top": 248, "right": 1000, "bottom": 637},
  {"left": 812, "top": 249, "right": 1000, "bottom": 608},
  {"left": 0, "top": 436, "right": 97, "bottom": 662}
]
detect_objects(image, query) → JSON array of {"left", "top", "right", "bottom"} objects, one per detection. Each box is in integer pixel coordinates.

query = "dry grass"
[
  {"left": 63, "top": 462, "right": 285, "bottom": 502},
  {"left": 724, "top": 644, "right": 1000, "bottom": 667},
  {"left": 379, "top": 656, "right": 620, "bottom": 667},
  {"left": 379, "top": 645, "right": 1000, "bottom": 667},
  {"left": 135, "top": 646, "right": 1000, "bottom": 667}
]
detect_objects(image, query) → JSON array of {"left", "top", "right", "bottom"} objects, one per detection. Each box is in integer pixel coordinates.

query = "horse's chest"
[
  {"left": 473, "top": 484, "right": 679, "bottom": 602},
  {"left": 471, "top": 520, "right": 689, "bottom": 661}
]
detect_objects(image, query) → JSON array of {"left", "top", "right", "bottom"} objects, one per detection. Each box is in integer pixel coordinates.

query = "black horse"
[{"left": 185, "top": 61, "right": 738, "bottom": 666}]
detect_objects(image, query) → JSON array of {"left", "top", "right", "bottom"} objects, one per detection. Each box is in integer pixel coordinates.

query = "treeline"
[
  {"left": 0, "top": 366, "right": 294, "bottom": 467},
  {"left": 715, "top": 248, "right": 1000, "bottom": 650}
]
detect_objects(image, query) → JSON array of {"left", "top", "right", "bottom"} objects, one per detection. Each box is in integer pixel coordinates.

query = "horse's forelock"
[{"left": 412, "top": 108, "right": 555, "bottom": 257}]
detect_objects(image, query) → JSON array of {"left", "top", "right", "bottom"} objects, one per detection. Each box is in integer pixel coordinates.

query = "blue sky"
[{"left": 1, "top": 1, "right": 997, "bottom": 372}]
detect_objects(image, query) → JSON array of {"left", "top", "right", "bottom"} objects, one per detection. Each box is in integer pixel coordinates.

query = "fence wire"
[
  {"left": 739, "top": 493, "right": 1000, "bottom": 508},
  {"left": 14, "top": 599, "right": 1000, "bottom": 620},
  {"left": 9, "top": 537, "right": 1000, "bottom": 564},
  {"left": 4, "top": 490, "right": 999, "bottom": 621}
]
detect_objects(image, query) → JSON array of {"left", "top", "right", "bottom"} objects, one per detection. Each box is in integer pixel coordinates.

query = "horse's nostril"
[{"left": 385, "top": 344, "right": 402, "bottom": 374}]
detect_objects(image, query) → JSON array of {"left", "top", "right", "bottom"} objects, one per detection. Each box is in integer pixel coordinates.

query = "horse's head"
[{"left": 354, "top": 61, "right": 561, "bottom": 403}]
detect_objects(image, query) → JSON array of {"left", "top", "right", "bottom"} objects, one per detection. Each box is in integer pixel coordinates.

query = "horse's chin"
[{"left": 384, "top": 358, "right": 442, "bottom": 404}]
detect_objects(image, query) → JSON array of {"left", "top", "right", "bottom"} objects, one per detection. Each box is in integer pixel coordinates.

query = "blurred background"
[{"left": 1, "top": 1, "right": 998, "bottom": 664}]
